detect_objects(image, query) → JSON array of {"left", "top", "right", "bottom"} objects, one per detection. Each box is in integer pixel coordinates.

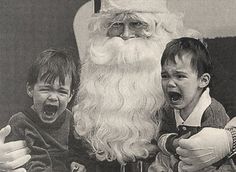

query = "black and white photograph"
[{"left": 0, "top": 0, "right": 236, "bottom": 171}]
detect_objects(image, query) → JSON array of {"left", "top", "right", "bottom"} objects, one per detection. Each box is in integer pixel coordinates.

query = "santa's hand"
[
  {"left": 173, "top": 132, "right": 191, "bottom": 150},
  {"left": 225, "top": 117, "right": 236, "bottom": 129},
  {"left": 176, "top": 127, "right": 232, "bottom": 172},
  {"left": 132, "top": 142, "right": 158, "bottom": 160},
  {"left": 0, "top": 125, "right": 31, "bottom": 172}
]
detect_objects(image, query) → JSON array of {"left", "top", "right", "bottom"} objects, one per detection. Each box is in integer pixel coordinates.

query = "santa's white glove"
[
  {"left": 176, "top": 127, "right": 232, "bottom": 172},
  {"left": 225, "top": 117, "right": 236, "bottom": 129}
]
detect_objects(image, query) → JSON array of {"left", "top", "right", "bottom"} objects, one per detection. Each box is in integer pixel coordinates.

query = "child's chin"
[
  {"left": 169, "top": 101, "right": 183, "bottom": 109},
  {"left": 40, "top": 113, "right": 58, "bottom": 123}
]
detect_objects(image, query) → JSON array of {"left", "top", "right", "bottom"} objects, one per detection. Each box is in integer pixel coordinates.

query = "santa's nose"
[{"left": 120, "top": 24, "right": 135, "bottom": 40}]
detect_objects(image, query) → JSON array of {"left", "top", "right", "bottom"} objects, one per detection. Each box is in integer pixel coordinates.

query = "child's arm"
[
  {"left": 158, "top": 132, "right": 190, "bottom": 157},
  {"left": 157, "top": 106, "right": 183, "bottom": 156},
  {"left": 67, "top": 125, "right": 96, "bottom": 172}
]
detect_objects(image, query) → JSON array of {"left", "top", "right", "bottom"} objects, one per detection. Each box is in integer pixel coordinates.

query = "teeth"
[
  {"left": 43, "top": 111, "right": 55, "bottom": 116},
  {"left": 43, "top": 105, "right": 58, "bottom": 116}
]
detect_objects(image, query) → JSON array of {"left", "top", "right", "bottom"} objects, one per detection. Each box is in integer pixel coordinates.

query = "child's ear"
[
  {"left": 199, "top": 73, "right": 211, "bottom": 88},
  {"left": 26, "top": 82, "right": 33, "bottom": 97}
]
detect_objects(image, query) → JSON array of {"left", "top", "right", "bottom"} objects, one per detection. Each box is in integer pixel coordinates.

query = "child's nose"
[
  {"left": 47, "top": 92, "right": 58, "bottom": 101},
  {"left": 167, "top": 79, "right": 176, "bottom": 87}
]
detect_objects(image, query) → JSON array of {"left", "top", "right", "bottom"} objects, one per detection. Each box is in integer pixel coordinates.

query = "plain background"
[{"left": 0, "top": 0, "right": 235, "bottom": 128}]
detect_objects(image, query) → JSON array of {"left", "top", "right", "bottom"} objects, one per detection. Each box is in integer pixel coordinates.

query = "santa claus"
[
  {"left": 72, "top": 0, "right": 197, "bottom": 171},
  {"left": 0, "top": 1, "right": 236, "bottom": 172}
]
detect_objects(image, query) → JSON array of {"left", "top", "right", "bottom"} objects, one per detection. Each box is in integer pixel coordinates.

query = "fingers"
[
  {"left": 0, "top": 140, "right": 27, "bottom": 154},
  {"left": 179, "top": 161, "right": 206, "bottom": 172},
  {"left": 147, "top": 144, "right": 158, "bottom": 156},
  {"left": 0, "top": 168, "right": 27, "bottom": 172},
  {"left": 176, "top": 147, "right": 190, "bottom": 157},
  {"left": 0, "top": 125, "right": 11, "bottom": 144},
  {"left": 9, "top": 168, "right": 27, "bottom": 172},
  {"left": 178, "top": 139, "right": 195, "bottom": 150},
  {"left": 179, "top": 161, "right": 197, "bottom": 172},
  {"left": 0, "top": 155, "right": 31, "bottom": 171},
  {"left": 71, "top": 162, "right": 86, "bottom": 172},
  {"left": 225, "top": 117, "right": 236, "bottom": 129},
  {"left": 181, "top": 164, "right": 201, "bottom": 172},
  {"left": 179, "top": 156, "right": 194, "bottom": 165},
  {"left": 0, "top": 147, "right": 31, "bottom": 162},
  {"left": 77, "top": 165, "right": 86, "bottom": 172},
  {"left": 180, "top": 132, "right": 191, "bottom": 139}
]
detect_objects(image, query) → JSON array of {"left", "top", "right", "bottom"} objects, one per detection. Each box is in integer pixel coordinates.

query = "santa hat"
[
  {"left": 74, "top": 0, "right": 236, "bottom": 59},
  {"left": 99, "top": 0, "right": 168, "bottom": 13}
]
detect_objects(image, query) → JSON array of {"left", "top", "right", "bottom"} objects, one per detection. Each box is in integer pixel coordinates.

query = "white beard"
[{"left": 73, "top": 34, "right": 171, "bottom": 163}]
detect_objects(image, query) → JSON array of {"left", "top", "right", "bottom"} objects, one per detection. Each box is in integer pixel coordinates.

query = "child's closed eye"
[
  {"left": 176, "top": 74, "right": 187, "bottom": 79},
  {"left": 161, "top": 73, "right": 169, "bottom": 79}
]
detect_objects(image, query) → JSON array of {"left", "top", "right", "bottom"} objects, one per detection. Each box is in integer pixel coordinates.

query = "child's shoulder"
[
  {"left": 8, "top": 111, "right": 33, "bottom": 133},
  {"left": 202, "top": 98, "right": 229, "bottom": 128},
  {"left": 9, "top": 111, "right": 29, "bottom": 124},
  {"left": 208, "top": 98, "right": 227, "bottom": 113}
]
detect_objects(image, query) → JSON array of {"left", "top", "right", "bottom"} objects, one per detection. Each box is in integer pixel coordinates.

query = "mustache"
[{"left": 89, "top": 36, "right": 163, "bottom": 65}]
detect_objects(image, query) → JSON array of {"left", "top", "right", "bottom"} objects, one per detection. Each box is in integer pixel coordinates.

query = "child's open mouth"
[
  {"left": 168, "top": 91, "right": 182, "bottom": 104},
  {"left": 43, "top": 104, "right": 58, "bottom": 117}
]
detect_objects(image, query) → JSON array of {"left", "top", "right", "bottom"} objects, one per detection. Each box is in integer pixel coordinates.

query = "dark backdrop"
[
  {"left": 0, "top": 1, "right": 235, "bottom": 128},
  {"left": 0, "top": 0, "right": 87, "bottom": 128}
]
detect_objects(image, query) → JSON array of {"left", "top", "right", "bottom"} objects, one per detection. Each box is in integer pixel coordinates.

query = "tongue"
[{"left": 169, "top": 92, "right": 181, "bottom": 102}]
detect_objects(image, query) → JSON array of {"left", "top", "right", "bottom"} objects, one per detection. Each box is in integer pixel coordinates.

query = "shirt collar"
[{"left": 175, "top": 88, "right": 211, "bottom": 127}]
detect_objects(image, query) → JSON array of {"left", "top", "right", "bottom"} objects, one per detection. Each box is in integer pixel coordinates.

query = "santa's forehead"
[{"left": 101, "top": 12, "right": 154, "bottom": 23}]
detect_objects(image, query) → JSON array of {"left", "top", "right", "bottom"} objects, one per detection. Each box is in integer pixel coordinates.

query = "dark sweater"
[
  {"left": 6, "top": 108, "right": 73, "bottom": 172},
  {"left": 159, "top": 98, "right": 230, "bottom": 138}
]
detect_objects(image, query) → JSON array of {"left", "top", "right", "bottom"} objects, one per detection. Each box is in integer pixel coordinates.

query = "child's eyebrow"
[
  {"left": 175, "top": 70, "right": 188, "bottom": 74},
  {"left": 38, "top": 84, "right": 51, "bottom": 88},
  {"left": 59, "top": 87, "right": 69, "bottom": 90},
  {"left": 161, "top": 71, "right": 167, "bottom": 74}
]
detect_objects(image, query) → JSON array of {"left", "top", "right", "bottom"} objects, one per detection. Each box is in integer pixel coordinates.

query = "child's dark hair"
[
  {"left": 161, "top": 37, "right": 212, "bottom": 77},
  {"left": 27, "top": 48, "right": 79, "bottom": 93}
]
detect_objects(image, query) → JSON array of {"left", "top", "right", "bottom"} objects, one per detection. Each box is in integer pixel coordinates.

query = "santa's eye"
[
  {"left": 110, "top": 22, "right": 123, "bottom": 29},
  {"left": 129, "top": 21, "right": 148, "bottom": 30}
]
